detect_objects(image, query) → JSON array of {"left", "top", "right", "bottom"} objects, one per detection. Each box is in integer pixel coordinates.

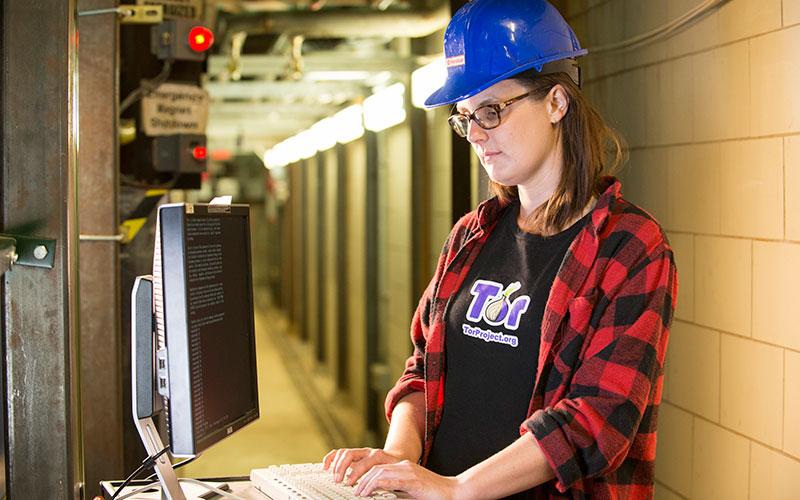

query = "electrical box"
[
  {"left": 152, "top": 134, "right": 207, "bottom": 173},
  {"left": 151, "top": 19, "right": 213, "bottom": 61}
]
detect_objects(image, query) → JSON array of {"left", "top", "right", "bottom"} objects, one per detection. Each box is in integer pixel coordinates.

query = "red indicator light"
[
  {"left": 192, "top": 146, "right": 208, "bottom": 161},
  {"left": 188, "top": 26, "right": 214, "bottom": 52}
]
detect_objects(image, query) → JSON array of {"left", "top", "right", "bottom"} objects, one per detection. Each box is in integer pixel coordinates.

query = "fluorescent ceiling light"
[
  {"left": 332, "top": 105, "right": 364, "bottom": 144},
  {"left": 264, "top": 140, "right": 298, "bottom": 168},
  {"left": 411, "top": 58, "right": 445, "bottom": 109},
  {"left": 263, "top": 104, "right": 366, "bottom": 168},
  {"left": 263, "top": 149, "right": 284, "bottom": 168},
  {"left": 364, "top": 83, "right": 406, "bottom": 132},
  {"left": 294, "top": 130, "right": 318, "bottom": 160},
  {"left": 311, "top": 117, "right": 337, "bottom": 151}
]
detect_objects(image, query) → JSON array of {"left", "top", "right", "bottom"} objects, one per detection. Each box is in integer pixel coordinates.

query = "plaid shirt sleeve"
[
  {"left": 383, "top": 294, "right": 429, "bottom": 419},
  {"left": 524, "top": 196, "right": 678, "bottom": 497}
]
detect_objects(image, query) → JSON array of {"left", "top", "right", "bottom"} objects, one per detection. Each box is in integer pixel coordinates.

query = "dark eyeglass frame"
[{"left": 448, "top": 89, "right": 538, "bottom": 137}]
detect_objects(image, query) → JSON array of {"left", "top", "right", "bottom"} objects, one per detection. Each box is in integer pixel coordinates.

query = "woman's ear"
[{"left": 548, "top": 84, "right": 569, "bottom": 124}]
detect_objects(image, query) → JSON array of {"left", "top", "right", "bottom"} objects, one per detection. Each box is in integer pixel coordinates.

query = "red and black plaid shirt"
[{"left": 385, "top": 177, "right": 678, "bottom": 500}]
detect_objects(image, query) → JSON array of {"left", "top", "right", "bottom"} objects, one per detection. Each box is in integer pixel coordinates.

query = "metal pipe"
[
  {"left": 79, "top": 234, "right": 125, "bottom": 242},
  {"left": 79, "top": 7, "right": 133, "bottom": 17}
]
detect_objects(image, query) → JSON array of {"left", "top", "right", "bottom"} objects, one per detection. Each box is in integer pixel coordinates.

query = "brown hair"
[{"left": 491, "top": 70, "right": 626, "bottom": 235}]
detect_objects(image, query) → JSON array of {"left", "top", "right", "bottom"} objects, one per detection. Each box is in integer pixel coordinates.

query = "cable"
[
  {"left": 180, "top": 479, "right": 248, "bottom": 500},
  {"left": 109, "top": 446, "right": 170, "bottom": 500},
  {"left": 144, "top": 455, "right": 197, "bottom": 480},
  {"left": 589, "top": 0, "right": 730, "bottom": 54},
  {"left": 119, "top": 59, "right": 174, "bottom": 114},
  {"left": 110, "top": 481, "right": 161, "bottom": 500}
]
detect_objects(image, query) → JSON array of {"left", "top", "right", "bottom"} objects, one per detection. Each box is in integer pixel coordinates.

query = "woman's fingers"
[
  {"left": 321, "top": 448, "right": 340, "bottom": 469},
  {"left": 330, "top": 448, "right": 369, "bottom": 483},
  {"left": 344, "top": 449, "right": 400, "bottom": 486},
  {"left": 353, "top": 461, "right": 459, "bottom": 500},
  {"left": 355, "top": 462, "right": 409, "bottom": 497},
  {"left": 322, "top": 448, "right": 404, "bottom": 485}
]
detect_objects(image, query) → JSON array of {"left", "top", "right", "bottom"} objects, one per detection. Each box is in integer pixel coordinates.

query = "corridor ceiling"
[{"left": 202, "top": 0, "right": 450, "bottom": 154}]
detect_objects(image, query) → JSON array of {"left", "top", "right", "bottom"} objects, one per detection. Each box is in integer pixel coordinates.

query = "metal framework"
[{"left": 1, "top": 0, "right": 83, "bottom": 498}]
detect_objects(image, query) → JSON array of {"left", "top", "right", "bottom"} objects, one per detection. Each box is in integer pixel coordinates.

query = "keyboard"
[{"left": 250, "top": 462, "right": 416, "bottom": 500}]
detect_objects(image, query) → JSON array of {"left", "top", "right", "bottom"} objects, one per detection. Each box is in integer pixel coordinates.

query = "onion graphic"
[{"left": 484, "top": 281, "right": 521, "bottom": 322}]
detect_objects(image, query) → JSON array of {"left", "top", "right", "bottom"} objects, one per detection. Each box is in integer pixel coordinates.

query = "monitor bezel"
[{"left": 157, "top": 202, "right": 259, "bottom": 457}]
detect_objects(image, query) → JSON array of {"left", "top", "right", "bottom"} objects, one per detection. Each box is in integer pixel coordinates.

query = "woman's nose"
[{"left": 465, "top": 119, "right": 487, "bottom": 144}]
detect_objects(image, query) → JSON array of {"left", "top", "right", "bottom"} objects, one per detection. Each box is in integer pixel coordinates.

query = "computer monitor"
[{"left": 131, "top": 202, "right": 259, "bottom": 500}]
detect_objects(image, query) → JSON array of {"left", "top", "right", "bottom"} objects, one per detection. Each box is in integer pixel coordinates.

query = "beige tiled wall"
[
  {"left": 785, "top": 350, "right": 800, "bottom": 457},
  {"left": 563, "top": 0, "right": 800, "bottom": 497},
  {"left": 692, "top": 418, "right": 750, "bottom": 500},
  {"left": 785, "top": 136, "right": 800, "bottom": 241},
  {"left": 787, "top": 0, "right": 800, "bottom": 25},
  {"left": 720, "top": 335, "right": 783, "bottom": 447}
]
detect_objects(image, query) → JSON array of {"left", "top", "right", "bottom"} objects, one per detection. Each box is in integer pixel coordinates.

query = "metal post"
[
  {"left": 77, "top": 0, "right": 124, "bottom": 493},
  {"left": 316, "top": 151, "right": 327, "bottom": 364},
  {"left": 1, "top": 0, "right": 84, "bottom": 498},
  {"left": 364, "top": 130, "right": 380, "bottom": 439},
  {"left": 335, "top": 145, "right": 349, "bottom": 391}
]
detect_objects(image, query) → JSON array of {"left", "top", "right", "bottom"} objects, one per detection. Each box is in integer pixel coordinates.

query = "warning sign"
[
  {"left": 136, "top": 0, "right": 203, "bottom": 20},
  {"left": 141, "top": 83, "right": 209, "bottom": 136}
]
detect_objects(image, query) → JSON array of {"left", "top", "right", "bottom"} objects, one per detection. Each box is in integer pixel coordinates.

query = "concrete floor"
[{"left": 177, "top": 303, "right": 333, "bottom": 479}]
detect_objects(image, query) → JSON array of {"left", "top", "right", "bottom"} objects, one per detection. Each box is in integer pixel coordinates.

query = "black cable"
[
  {"left": 109, "top": 446, "right": 170, "bottom": 500},
  {"left": 144, "top": 454, "right": 197, "bottom": 481},
  {"left": 119, "top": 59, "right": 174, "bottom": 115}
]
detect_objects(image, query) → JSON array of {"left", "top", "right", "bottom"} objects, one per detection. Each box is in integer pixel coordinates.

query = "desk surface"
[{"left": 100, "top": 478, "right": 269, "bottom": 500}]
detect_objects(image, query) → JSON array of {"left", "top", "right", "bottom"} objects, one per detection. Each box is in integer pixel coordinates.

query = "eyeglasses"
[{"left": 447, "top": 90, "right": 537, "bottom": 137}]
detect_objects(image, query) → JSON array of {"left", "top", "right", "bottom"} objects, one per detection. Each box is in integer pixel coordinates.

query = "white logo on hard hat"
[{"left": 446, "top": 55, "right": 465, "bottom": 68}]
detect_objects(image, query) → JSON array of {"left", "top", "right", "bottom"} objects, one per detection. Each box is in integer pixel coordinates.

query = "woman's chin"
[{"left": 483, "top": 165, "right": 514, "bottom": 187}]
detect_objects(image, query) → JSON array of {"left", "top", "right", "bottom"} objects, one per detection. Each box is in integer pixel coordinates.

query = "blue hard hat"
[{"left": 424, "top": 0, "right": 588, "bottom": 108}]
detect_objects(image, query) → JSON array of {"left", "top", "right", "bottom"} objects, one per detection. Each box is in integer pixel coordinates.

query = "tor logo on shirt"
[{"left": 466, "top": 280, "right": 531, "bottom": 330}]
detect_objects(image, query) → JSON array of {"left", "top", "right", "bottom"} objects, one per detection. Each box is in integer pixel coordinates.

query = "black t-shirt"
[{"left": 425, "top": 202, "right": 587, "bottom": 498}]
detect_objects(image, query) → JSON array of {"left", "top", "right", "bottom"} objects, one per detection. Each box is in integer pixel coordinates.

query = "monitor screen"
[{"left": 152, "top": 202, "right": 259, "bottom": 457}]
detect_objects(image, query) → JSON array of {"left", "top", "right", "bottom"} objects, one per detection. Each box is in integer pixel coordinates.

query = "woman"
[{"left": 323, "top": 0, "right": 678, "bottom": 498}]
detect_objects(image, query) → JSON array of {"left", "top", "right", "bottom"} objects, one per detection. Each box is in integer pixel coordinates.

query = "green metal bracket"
[{"left": 0, "top": 234, "right": 56, "bottom": 274}]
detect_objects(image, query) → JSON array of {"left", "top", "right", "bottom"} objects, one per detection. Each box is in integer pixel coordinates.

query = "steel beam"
[
  {"left": 77, "top": 0, "right": 124, "bottom": 495},
  {"left": 1, "top": 0, "right": 83, "bottom": 498}
]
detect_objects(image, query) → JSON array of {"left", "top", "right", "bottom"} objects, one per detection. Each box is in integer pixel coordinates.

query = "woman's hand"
[
  {"left": 353, "top": 460, "right": 464, "bottom": 500},
  {"left": 322, "top": 448, "right": 404, "bottom": 486}
]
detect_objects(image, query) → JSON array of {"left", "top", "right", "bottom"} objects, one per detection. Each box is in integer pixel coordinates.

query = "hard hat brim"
[{"left": 423, "top": 49, "right": 588, "bottom": 108}]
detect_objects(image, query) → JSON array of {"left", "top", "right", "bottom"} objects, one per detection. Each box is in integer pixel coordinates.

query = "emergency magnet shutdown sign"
[{"left": 141, "top": 83, "right": 209, "bottom": 136}]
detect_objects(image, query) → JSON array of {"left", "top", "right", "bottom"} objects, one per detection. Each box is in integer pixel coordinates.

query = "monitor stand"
[
  {"left": 134, "top": 415, "right": 186, "bottom": 500},
  {"left": 131, "top": 276, "right": 187, "bottom": 500}
]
